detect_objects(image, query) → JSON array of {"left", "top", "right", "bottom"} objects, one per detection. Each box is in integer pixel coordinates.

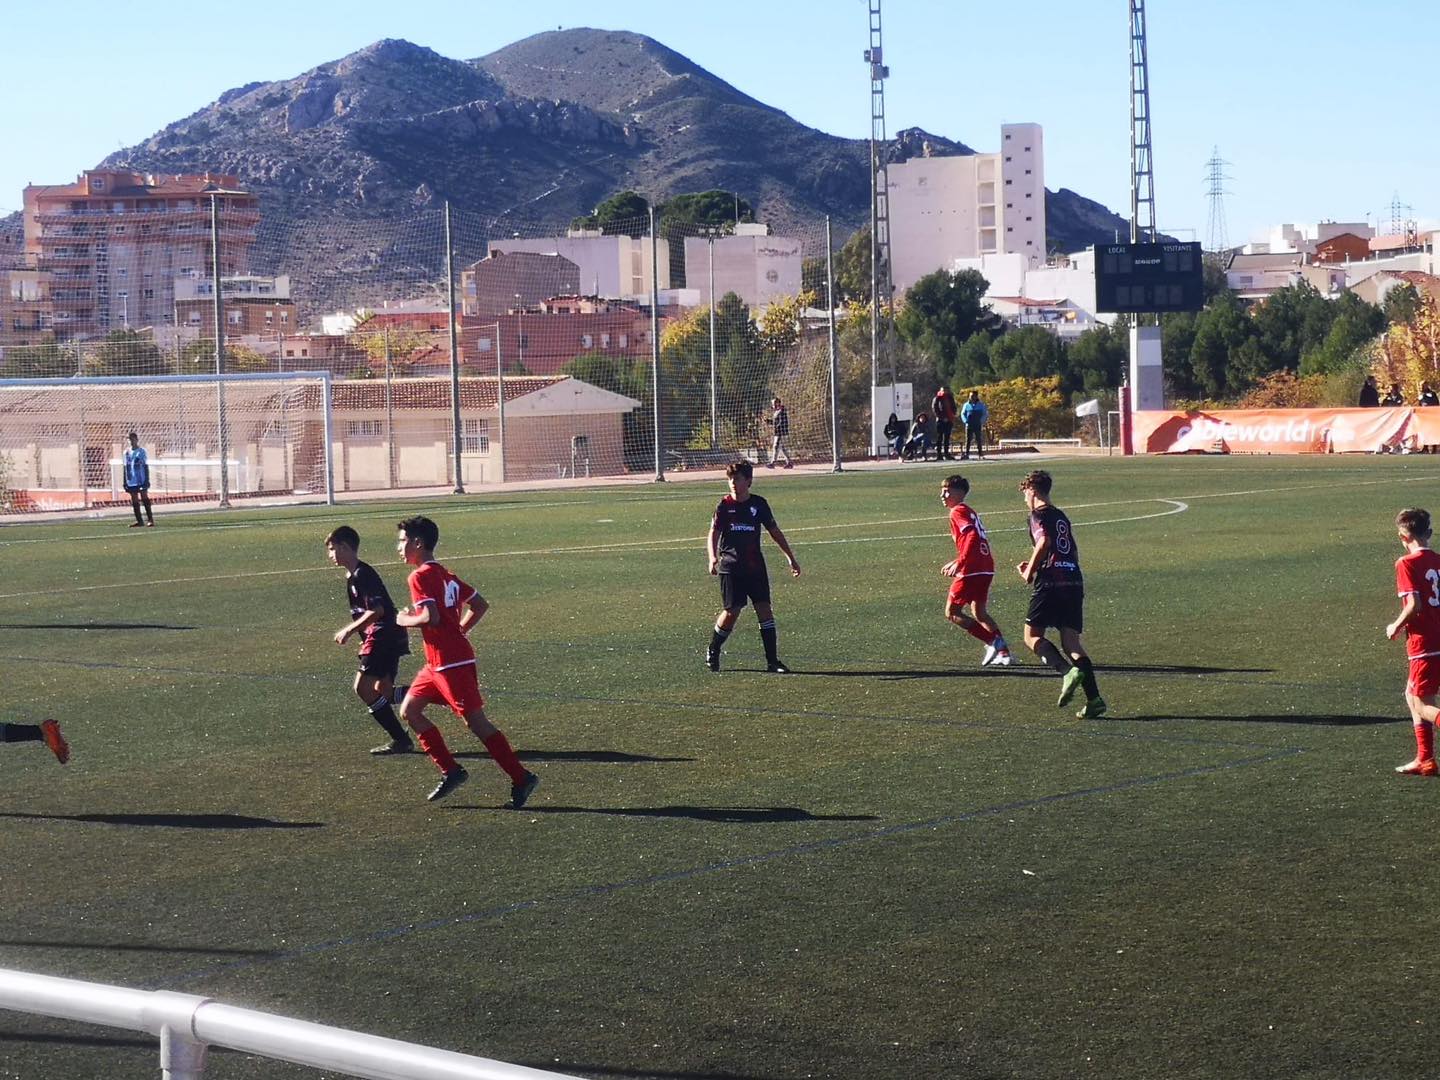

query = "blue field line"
[{"left": 159, "top": 745, "right": 1304, "bottom": 990}]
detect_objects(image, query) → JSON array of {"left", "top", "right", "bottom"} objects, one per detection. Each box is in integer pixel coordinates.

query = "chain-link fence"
[{"left": 0, "top": 192, "right": 904, "bottom": 515}]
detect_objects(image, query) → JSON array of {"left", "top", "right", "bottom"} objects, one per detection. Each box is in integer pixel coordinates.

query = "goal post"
[{"left": 0, "top": 371, "right": 334, "bottom": 516}]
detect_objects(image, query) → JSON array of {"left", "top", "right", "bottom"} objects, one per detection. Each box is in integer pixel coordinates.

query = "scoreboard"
[{"left": 1094, "top": 241, "right": 1204, "bottom": 314}]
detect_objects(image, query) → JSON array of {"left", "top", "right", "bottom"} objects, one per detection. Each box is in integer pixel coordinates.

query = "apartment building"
[
  {"left": 22, "top": 170, "right": 259, "bottom": 341},
  {"left": 462, "top": 251, "right": 581, "bottom": 320},
  {"left": 682, "top": 224, "right": 803, "bottom": 309},
  {"left": 488, "top": 230, "right": 671, "bottom": 301},
  {"left": 887, "top": 123, "right": 1047, "bottom": 293}
]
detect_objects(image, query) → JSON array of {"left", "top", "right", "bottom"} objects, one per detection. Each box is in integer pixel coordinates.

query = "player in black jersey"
[
  {"left": 326, "top": 526, "right": 415, "bottom": 754},
  {"left": 1016, "top": 471, "right": 1107, "bottom": 718},
  {"left": 706, "top": 460, "right": 801, "bottom": 672}
]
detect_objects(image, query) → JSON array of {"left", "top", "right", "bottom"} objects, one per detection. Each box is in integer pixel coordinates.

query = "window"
[
  {"left": 1005, "top": 156, "right": 1012, "bottom": 162},
  {"left": 144, "top": 289, "right": 154, "bottom": 299},
  {"left": 227, "top": 311, "right": 242, "bottom": 325},
  {"left": 1004, "top": 133, "right": 1011, "bottom": 140},
  {"left": 462, "top": 418, "right": 489, "bottom": 454},
  {"left": 477, "top": 337, "right": 492, "bottom": 352},
  {"left": 1006, "top": 227, "right": 1013, "bottom": 233},
  {"left": 1025, "top": 216, "right": 1032, "bottom": 222},
  {"left": 280, "top": 311, "right": 289, "bottom": 324},
  {"left": 1006, "top": 203, "right": 1013, "bottom": 209},
  {"left": 618, "top": 334, "right": 628, "bottom": 348},
  {"left": 1024, "top": 169, "right": 1032, "bottom": 175},
  {"left": 92, "top": 178, "right": 107, "bottom": 191},
  {"left": 117, "top": 268, "right": 127, "bottom": 278},
  {"left": 581, "top": 334, "right": 592, "bottom": 348},
  {"left": 347, "top": 420, "right": 384, "bottom": 439},
  {"left": 1005, "top": 179, "right": 1013, "bottom": 186},
  {"left": 600, "top": 333, "right": 611, "bottom": 348},
  {"left": 113, "top": 225, "right": 126, "bottom": 234},
  {"left": 1026, "top": 192, "right": 1033, "bottom": 199}
]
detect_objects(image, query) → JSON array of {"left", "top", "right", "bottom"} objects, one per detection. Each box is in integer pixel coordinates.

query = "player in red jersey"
[
  {"left": 940, "top": 475, "right": 1011, "bottom": 666},
  {"left": 1386, "top": 507, "right": 1440, "bottom": 776},
  {"left": 394, "top": 516, "right": 539, "bottom": 806}
]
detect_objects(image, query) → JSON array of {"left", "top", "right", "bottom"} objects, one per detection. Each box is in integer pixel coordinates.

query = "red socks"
[
  {"left": 483, "top": 731, "right": 527, "bottom": 784},
  {"left": 1415, "top": 720, "right": 1435, "bottom": 762},
  {"left": 964, "top": 622, "right": 997, "bottom": 645},
  {"left": 417, "top": 727, "right": 458, "bottom": 774}
]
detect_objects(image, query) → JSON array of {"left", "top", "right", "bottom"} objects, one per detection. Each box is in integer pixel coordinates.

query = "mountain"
[{"left": 56, "top": 29, "right": 1131, "bottom": 312}]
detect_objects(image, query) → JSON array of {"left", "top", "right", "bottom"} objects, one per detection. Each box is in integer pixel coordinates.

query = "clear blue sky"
[{"left": 2, "top": 1, "right": 1434, "bottom": 244}]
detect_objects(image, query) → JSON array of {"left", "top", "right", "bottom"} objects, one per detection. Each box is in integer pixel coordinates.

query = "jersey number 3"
[{"left": 1427, "top": 568, "right": 1440, "bottom": 607}]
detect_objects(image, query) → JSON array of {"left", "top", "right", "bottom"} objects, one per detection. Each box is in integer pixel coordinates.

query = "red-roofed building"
[
  {"left": 1313, "top": 232, "right": 1371, "bottom": 264},
  {"left": 456, "top": 309, "right": 653, "bottom": 374}
]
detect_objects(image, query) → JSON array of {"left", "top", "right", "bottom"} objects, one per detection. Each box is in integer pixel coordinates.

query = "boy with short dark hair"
[
  {"left": 123, "top": 431, "right": 154, "bottom": 528},
  {"left": 1386, "top": 507, "right": 1440, "bottom": 776},
  {"left": 940, "top": 475, "right": 1011, "bottom": 666},
  {"left": 1017, "top": 470, "right": 1106, "bottom": 717},
  {"left": 706, "top": 460, "right": 801, "bottom": 673},
  {"left": 326, "top": 525, "right": 413, "bottom": 756},
  {"left": 394, "top": 515, "right": 538, "bottom": 806}
]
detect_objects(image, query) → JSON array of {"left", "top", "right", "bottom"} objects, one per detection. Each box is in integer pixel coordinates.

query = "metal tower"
[
  {"left": 865, "top": 0, "right": 895, "bottom": 393},
  {"left": 1129, "top": 0, "right": 1157, "bottom": 243},
  {"left": 1204, "top": 146, "right": 1231, "bottom": 253}
]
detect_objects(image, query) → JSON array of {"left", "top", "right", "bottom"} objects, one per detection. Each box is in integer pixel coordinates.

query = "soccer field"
[{"left": 2, "top": 454, "right": 1438, "bottom": 1080}]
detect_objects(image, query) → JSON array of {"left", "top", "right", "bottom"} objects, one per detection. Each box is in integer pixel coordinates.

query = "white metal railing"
[{"left": 0, "top": 968, "right": 580, "bottom": 1080}]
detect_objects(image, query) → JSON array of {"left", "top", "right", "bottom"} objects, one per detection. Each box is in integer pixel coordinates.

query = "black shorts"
[
  {"left": 1026, "top": 586, "right": 1084, "bottom": 633},
  {"left": 719, "top": 567, "right": 771, "bottom": 611},
  {"left": 357, "top": 639, "right": 408, "bottom": 682}
]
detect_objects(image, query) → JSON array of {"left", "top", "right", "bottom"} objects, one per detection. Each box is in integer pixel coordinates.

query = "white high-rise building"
[{"left": 887, "top": 123, "right": 1046, "bottom": 293}]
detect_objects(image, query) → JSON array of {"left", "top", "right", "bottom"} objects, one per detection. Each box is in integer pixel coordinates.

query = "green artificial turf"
[{"left": 1, "top": 454, "right": 1437, "bottom": 1079}]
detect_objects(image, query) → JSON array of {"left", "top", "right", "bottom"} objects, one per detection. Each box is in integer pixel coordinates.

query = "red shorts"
[
  {"left": 947, "top": 574, "right": 993, "bottom": 608},
  {"left": 1408, "top": 655, "right": 1440, "bottom": 699},
  {"left": 409, "top": 663, "right": 485, "bottom": 717}
]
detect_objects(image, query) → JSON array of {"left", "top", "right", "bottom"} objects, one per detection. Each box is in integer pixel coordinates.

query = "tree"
[
  {"left": 563, "top": 352, "right": 652, "bottom": 468},
  {"left": 571, "top": 191, "right": 651, "bottom": 237},
  {"left": 1376, "top": 290, "right": 1440, "bottom": 391},
  {"left": 1384, "top": 282, "right": 1422, "bottom": 325},
  {"left": 1066, "top": 323, "right": 1127, "bottom": 395},
  {"left": 988, "top": 325, "right": 1067, "bottom": 382},
  {"left": 86, "top": 329, "right": 167, "bottom": 377},
  {"left": 951, "top": 333, "right": 994, "bottom": 388},
  {"left": 974, "top": 376, "right": 1069, "bottom": 439},
  {"left": 895, "top": 268, "right": 1000, "bottom": 382},
  {"left": 1186, "top": 292, "right": 1254, "bottom": 398},
  {"left": 0, "top": 338, "right": 79, "bottom": 378},
  {"left": 659, "top": 191, "right": 754, "bottom": 231},
  {"left": 1298, "top": 293, "right": 1385, "bottom": 377},
  {"left": 756, "top": 290, "right": 816, "bottom": 356},
  {"left": 830, "top": 225, "right": 878, "bottom": 305}
]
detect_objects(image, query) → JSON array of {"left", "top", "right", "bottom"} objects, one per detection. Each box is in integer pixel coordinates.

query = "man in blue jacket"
[
  {"left": 960, "top": 391, "right": 988, "bottom": 461},
  {"left": 123, "top": 431, "right": 154, "bottom": 528}
]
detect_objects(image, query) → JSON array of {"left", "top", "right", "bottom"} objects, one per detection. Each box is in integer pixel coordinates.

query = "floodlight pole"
[
  {"left": 210, "top": 193, "right": 230, "bottom": 508},
  {"left": 826, "top": 216, "right": 843, "bottom": 472},
  {"left": 445, "top": 201, "right": 464, "bottom": 494}
]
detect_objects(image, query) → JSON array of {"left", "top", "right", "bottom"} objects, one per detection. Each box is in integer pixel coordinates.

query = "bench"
[{"left": 996, "top": 437, "right": 1083, "bottom": 452}]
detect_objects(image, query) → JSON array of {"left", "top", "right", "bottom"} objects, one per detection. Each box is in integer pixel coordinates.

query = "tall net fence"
[{"left": 0, "top": 192, "right": 874, "bottom": 515}]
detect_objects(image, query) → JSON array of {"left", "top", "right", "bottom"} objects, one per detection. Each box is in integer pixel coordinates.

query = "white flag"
[{"left": 1075, "top": 399, "right": 1101, "bottom": 417}]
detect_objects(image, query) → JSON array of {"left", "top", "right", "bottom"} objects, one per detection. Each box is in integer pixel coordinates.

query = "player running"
[
  {"left": 1016, "top": 470, "right": 1106, "bottom": 718},
  {"left": 940, "top": 475, "right": 1011, "bottom": 666},
  {"left": 1386, "top": 507, "right": 1440, "bottom": 776},
  {"left": 706, "top": 460, "right": 801, "bottom": 673},
  {"left": 326, "top": 526, "right": 414, "bottom": 756},
  {"left": 394, "top": 516, "right": 539, "bottom": 806},
  {"left": 0, "top": 720, "right": 68, "bottom": 764}
]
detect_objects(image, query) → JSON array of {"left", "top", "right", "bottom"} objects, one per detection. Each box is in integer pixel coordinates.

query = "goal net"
[{"left": 0, "top": 372, "right": 334, "bottom": 516}]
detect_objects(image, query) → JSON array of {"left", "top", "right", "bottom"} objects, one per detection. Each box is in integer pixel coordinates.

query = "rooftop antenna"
[
  {"left": 1204, "top": 146, "right": 1231, "bottom": 253},
  {"left": 865, "top": 0, "right": 896, "bottom": 402}
]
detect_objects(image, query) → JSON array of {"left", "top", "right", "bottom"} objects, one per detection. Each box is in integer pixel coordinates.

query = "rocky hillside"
[{"left": 19, "top": 29, "right": 1132, "bottom": 313}]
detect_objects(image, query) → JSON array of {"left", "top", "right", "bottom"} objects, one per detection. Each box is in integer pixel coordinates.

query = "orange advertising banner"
[{"left": 1133, "top": 408, "right": 1413, "bottom": 454}]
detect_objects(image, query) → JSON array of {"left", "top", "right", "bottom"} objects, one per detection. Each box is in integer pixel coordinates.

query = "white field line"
[{"left": 0, "top": 471, "right": 1417, "bottom": 599}]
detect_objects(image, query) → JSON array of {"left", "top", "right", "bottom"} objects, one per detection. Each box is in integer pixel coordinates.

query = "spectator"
[
  {"left": 764, "top": 397, "right": 793, "bottom": 469},
  {"left": 883, "top": 412, "right": 907, "bottom": 458},
  {"left": 1383, "top": 382, "right": 1406, "bottom": 407},
  {"left": 931, "top": 386, "right": 959, "bottom": 460},
  {"left": 123, "top": 431, "right": 154, "bottom": 528},
  {"left": 903, "top": 411, "right": 934, "bottom": 461},
  {"left": 1420, "top": 383, "right": 1440, "bottom": 408},
  {"left": 960, "top": 391, "right": 988, "bottom": 461},
  {"left": 1359, "top": 375, "right": 1381, "bottom": 407}
]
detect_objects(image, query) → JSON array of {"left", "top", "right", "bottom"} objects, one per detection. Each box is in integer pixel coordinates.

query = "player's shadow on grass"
[
  {"left": 1126, "top": 713, "right": 1402, "bottom": 726},
  {"left": 0, "top": 621, "right": 198, "bottom": 631},
  {"left": 0, "top": 811, "right": 322, "bottom": 829},
  {"left": 453, "top": 749, "right": 695, "bottom": 764},
  {"left": 448, "top": 805, "right": 879, "bottom": 823},
  {"left": 0, "top": 938, "right": 274, "bottom": 956},
  {"left": 776, "top": 662, "right": 1274, "bottom": 681}
]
